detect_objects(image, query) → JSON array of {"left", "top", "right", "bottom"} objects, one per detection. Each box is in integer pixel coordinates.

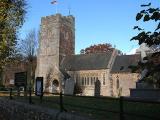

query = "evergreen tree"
[
  {"left": 0, "top": 0, "right": 27, "bottom": 84},
  {"left": 0, "top": 0, "right": 27, "bottom": 69}
]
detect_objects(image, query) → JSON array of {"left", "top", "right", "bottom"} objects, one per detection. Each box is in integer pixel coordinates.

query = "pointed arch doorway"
[{"left": 52, "top": 79, "right": 59, "bottom": 93}]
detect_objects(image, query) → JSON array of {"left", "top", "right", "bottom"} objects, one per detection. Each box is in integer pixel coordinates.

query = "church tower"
[{"left": 36, "top": 14, "right": 75, "bottom": 92}]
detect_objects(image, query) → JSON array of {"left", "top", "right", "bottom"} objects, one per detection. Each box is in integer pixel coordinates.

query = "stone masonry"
[
  {"left": 2, "top": 12, "right": 141, "bottom": 97},
  {"left": 36, "top": 14, "right": 75, "bottom": 92},
  {"left": 111, "top": 73, "right": 139, "bottom": 96},
  {"left": 35, "top": 13, "right": 140, "bottom": 97}
]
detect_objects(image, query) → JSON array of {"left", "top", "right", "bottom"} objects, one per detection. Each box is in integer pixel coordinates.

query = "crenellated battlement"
[{"left": 41, "top": 14, "right": 75, "bottom": 27}]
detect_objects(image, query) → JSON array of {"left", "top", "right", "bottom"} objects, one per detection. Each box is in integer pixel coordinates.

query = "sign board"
[
  {"left": 10, "top": 79, "right": 14, "bottom": 85},
  {"left": 15, "top": 72, "right": 27, "bottom": 87},
  {"left": 35, "top": 77, "right": 43, "bottom": 96}
]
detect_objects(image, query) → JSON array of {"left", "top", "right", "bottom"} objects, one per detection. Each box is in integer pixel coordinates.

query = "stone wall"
[
  {"left": 111, "top": 73, "right": 139, "bottom": 96},
  {"left": 68, "top": 69, "right": 110, "bottom": 96},
  {"left": 68, "top": 68, "right": 139, "bottom": 97},
  {"left": 59, "top": 15, "right": 75, "bottom": 58},
  {"left": 3, "top": 62, "right": 27, "bottom": 87},
  {"left": 36, "top": 14, "right": 75, "bottom": 93},
  {"left": 0, "top": 98, "right": 90, "bottom": 120},
  {"left": 36, "top": 14, "right": 61, "bottom": 92},
  {"left": 3, "top": 59, "right": 36, "bottom": 87}
]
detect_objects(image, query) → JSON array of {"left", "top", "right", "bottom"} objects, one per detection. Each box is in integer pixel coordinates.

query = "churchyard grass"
[{"left": 0, "top": 92, "right": 160, "bottom": 120}]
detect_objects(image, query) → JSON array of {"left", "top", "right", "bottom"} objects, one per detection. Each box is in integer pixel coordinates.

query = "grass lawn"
[{"left": 1, "top": 93, "right": 160, "bottom": 120}]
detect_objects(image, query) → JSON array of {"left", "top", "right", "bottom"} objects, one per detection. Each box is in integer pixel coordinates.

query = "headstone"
[
  {"left": 130, "top": 44, "right": 159, "bottom": 99},
  {"left": 94, "top": 80, "right": 101, "bottom": 97},
  {"left": 64, "top": 78, "right": 75, "bottom": 95},
  {"left": 136, "top": 43, "right": 149, "bottom": 85}
]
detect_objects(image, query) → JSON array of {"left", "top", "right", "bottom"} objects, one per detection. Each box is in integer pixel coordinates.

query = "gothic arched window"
[
  {"left": 87, "top": 77, "right": 89, "bottom": 85},
  {"left": 82, "top": 77, "right": 84, "bottom": 86},
  {"left": 103, "top": 74, "right": 105, "bottom": 85},
  {"left": 84, "top": 77, "right": 87, "bottom": 85},
  {"left": 91, "top": 77, "right": 93, "bottom": 85},
  {"left": 94, "top": 77, "right": 96, "bottom": 84},
  {"left": 117, "top": 79, "right": 119, "bottom": 89},
  {"left": 76, "top": 75, "right": 78, "bottom": 84}
]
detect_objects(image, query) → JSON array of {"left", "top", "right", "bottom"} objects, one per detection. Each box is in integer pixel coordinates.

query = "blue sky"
[{"left": 20, "top": 0, "right": 160, "bottom": 54}]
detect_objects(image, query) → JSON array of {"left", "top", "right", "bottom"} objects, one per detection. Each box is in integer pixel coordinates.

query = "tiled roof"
[
  {"left": 111, "top": 54, "right": 140, "bottom": 73},
  {"left": 62, "top": 52, "right": 113, "bottom": 71}
]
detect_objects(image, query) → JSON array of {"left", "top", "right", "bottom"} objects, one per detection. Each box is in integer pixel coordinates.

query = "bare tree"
[
  {"left": 19, "top": 29, "right": 38, "bottom": 60},
  {"left": 18, "top": 29, "right": 38, "bottom": 95}
]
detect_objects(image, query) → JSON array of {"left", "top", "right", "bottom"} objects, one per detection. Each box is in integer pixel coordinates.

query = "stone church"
[{"left": 35, "top": 13, "right": 141, "bottom": 97}]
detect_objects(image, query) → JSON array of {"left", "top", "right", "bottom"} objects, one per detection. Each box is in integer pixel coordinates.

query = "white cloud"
[{"left": 126, "top": 48, "right": 138, "bottom": 55}]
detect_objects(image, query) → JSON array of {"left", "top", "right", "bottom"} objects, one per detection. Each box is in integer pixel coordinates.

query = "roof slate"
[
  {"left": 111, "top": 54, "right": 140, "bottom": 73},
  {"left": 62, "top": 52, "right": 113, "bottom": 71}
]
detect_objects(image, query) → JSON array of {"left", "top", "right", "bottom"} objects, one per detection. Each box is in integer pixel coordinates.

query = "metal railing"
[{"left": 0, "top": 90, "right": 160, "bottom": 120}]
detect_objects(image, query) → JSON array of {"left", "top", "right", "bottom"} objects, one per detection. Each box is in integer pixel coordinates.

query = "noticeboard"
[
  {"left": 35, "top": 77, "right": 43, "bottom": 96},
  {"left": 15, "top": 72, "right": 27, "bottom": 87}
]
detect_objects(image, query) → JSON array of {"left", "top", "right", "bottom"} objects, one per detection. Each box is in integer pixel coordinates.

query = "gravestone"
[
  {"left": 136, "top": 43, "right": 150, "bottom": 86},
  {"left": 64, "top": 79, "right": 75, "bottom": 95},
  {"left": 94, "top": 80, "right": 101, "bottom": 97},
  {"left": 130, "top": 44, "right": 160, "bottom": 99}
]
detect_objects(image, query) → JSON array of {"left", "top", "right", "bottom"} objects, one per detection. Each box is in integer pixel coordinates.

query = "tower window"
[{"left": 117, "top": 79, "right": 119, "bottom": 89}]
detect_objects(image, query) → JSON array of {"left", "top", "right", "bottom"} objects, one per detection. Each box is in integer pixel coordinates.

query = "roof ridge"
[
  {"left": 117, "top": 54, "right": 140, "bottom": 57},
  {"left": 72, "top": 51, "right": 113, "bottom": 57}
]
